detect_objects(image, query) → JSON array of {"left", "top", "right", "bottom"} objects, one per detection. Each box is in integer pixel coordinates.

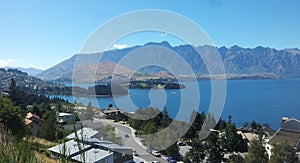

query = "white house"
[{"left": 49, "top": 127, "right": 133, "bottom": 163}]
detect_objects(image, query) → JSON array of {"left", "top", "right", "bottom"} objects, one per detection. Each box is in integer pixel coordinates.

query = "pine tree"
[
  {"left": 220, "top": 116, "right": 245, "bottom": 153},
  {"left": 41, "top": 111, "right": 58, "bottom": 141},
  {"left": 204, "top": 131, "right": 224, "bottom": 163},
  {"left": 244, "top": 139, "right": 268, "bottom": 163}
]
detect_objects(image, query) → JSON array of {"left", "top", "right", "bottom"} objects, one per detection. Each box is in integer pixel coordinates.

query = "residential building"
[
  {"left": 56, "top": 112, "right": 82, "bottom": 130},
  {"left": 24, "top": 112, "right": 42, "bottom": 136},
  {"left": 66, "top": 127, "right": 99, "bottom": 140},
  {"left": 102, "top": 107, "right": 128, "bottom": 117},
  {"left": 57, "top": 112, "right": 76, "bottom": 124},
  {"left": 266, "top": 117, "right": 300, "bottom": 159},
  {"left": 49, "top": 127, "right": 133, "bottom": 163}
]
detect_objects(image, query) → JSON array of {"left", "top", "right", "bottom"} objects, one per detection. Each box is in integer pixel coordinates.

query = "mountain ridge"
[{"left": 36, "top": 41, "right": 300, "bottom": 83}]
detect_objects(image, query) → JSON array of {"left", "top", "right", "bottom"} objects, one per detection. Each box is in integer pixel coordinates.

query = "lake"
[{"left": 51, "top": 78, "right": 300, "bottom": 130}]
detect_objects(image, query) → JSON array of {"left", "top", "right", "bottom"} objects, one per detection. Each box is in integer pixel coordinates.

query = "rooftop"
[
  {"left": 24, "top": 112, "right": 41, "bottom": 125},
  {"left": 71, "top": 148, "right": 113, "bottom": 163},
  {"left": 58, "top": 112, "right": 73, "bottom": 116},
  {"left": 268, "top": 128, "right": 300, "bottom": 149},
  {"left": 48, "top": 140, "right": 91, "bottom": 157},
  {"left": 96, "top": 142, "right": 133, "bottom": 150},
  {"left": 281, "top": 118, "right": 300, "bottom": 132},
  {"left": 66, "top": 127, "right": 99, "bottom": 140}
]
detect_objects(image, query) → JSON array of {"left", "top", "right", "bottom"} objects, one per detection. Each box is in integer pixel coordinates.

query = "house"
[
  {"left": 56, "top": 112, "right": 82, "bottom": 130},
  {"left": 71, "top": 147, "right": 114, "bottom": 163},
  {"left": 102, "top": 107, "right": 128, "bottom": 116},
  {"left": 49, "top": 127, "right": 133, "bottom": 163},
  {"left": 56, "top": 112, "right": 76, "bottom": 124},
  {"left": 24, "top": 112, "right": 42, "bottom": 136},
  {"left": 266, "top": 117, "right": 300, "bottom": 159},
  {"left": 66, "top": 127, "right": 99, "bottom": 140},
  {"left": 237, "top": 131, "right": 255, "bottom": 146}
]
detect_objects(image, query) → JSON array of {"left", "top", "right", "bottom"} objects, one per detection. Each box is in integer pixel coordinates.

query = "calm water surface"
[{"left": 52, "top": 78, "right": 300, "bottom": 129}]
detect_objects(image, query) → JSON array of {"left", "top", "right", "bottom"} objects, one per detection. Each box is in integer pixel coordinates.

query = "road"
[{"left": 93, "top": 118, "right": 168, "bottom": 163}]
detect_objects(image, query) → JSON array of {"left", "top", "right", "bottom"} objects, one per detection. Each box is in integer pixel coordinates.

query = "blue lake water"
[{"left": 52, "top": 79, "right": 300, "bottom": 130}]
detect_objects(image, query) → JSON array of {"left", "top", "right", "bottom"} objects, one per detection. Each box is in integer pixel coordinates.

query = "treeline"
[
  {"left": 0, "top": 78, "right": 79, "bottom": 161},
  {"left": 0, "top": 78, "right": 74, "bottom": 141},
  {"left": 72, "top": 84, "right": 128, "bottom": 96},
  {"left": 0, "top": 68, "right": 28, "bottom": 75},
  {"left": 129, "top": 79, "right": 185, "bottom": 89}
]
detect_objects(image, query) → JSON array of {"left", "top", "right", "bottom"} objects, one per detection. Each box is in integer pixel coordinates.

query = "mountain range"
[{"left": 37, "top": 41, "right": 300, "bottom": 83}]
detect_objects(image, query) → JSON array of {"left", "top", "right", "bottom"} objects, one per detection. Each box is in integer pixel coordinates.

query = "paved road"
[{"left": 94, "top": 118, "right": 168, "bottom": 163}]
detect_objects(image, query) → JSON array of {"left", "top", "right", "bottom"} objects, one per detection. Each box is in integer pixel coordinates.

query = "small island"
[{"left": 129, "top": 79, "right": 185, "bottom": 89}]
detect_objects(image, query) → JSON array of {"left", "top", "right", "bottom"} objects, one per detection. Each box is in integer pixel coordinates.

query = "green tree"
[
  {"left": 269, "top": 141, "right": 297, "bottom": 163},
  {"left": 228, "top": 154, "right": 244, "bottom": 163},
  {"left": 143, "top": 121, "right": 157, "bottom": 134},
  {"left": 165, "top": 143, "right": 180, "bottom": 158},
  {"left": 162, "top": 107, "right": 171, "bottom": 128},
  {"left": 215, "top": 118, "right": 227, "bottom": 131},
  {"left": 183, "top": 111, "right": 206, "bottom": 140},
  {"left": 0, "top": 96, "right": 25, "bottom": 140},
  {"left": 41, "top": 111, "right": 58, "bottom": 141},
  {"left": 81, "top": 102, "right": 94, "bottom": 120},
  {"left": 7, "top": 78, "right": 19, "bottom": 103},
  {"left": 204, "top": 131, "right": 223, "bottom": 163},
  {"left": 220, "top": 116, "right": 245, "bottom": 153},
  {"left": 99, "top": 124, "right": 122, "bottom": 144},
  {"left": 244, "top": 139, "right": 268, "bottom": 163},
  {"left": 186, "top": 138, "right": 205, "bottom": 163}
]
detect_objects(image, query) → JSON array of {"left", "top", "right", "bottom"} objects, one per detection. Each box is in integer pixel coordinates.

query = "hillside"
[
  {"left": 0, "top": 68, "right": 71, "bottom": 94},
  {"left": 4, "top": 67, "right": 43, "bottom": 76},
  {"left": 37, "top": 42, "right": 300, "bottom": 83}
]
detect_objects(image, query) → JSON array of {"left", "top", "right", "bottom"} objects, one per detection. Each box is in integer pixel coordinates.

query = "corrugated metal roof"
[
  {"left": 67, "top": 127, "right": 99, "bottom": 139},
  {"left": 71, "top": 148, "right": 113, "bottom": 163},
  {"left": 97, "top": 142, "right": 132, "bottom": 150},
  {"left": 48, "top": 140, "right": 91, "bottom": 156}
]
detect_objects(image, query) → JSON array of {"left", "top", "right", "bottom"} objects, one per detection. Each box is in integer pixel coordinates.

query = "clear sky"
[{"left": 1, "top": 0, "right": 300, "bottom": 70}]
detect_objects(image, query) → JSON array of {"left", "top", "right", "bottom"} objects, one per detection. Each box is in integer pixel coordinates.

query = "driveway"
[{"left": 93, "top": 118, "right": 168, "bottom": 163}]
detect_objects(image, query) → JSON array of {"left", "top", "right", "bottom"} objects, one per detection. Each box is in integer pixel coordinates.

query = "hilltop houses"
[
  {"left": 102, "top": 105, "right": 128, "bottom": 117},
  {"left": 266, "top": 117, "right": 300, "bottom": 159}
]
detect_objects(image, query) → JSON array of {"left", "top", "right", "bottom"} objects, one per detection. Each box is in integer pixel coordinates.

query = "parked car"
[
  {"left": 146, "top": 148, "right": 152, "bottom": 153},
  {"left": 167, "top": 157, "right": 173, "bottom": 162},
  {"left": 167, "top": 157, "right": 177, "bottom": 163},
  {"left": 133, "top": 150, "right": 139, "bottom": 156},
  {"left": 169, "top": 160, "right": 177, "bottom": 163},
  {"left": 125, "top": 134, "right": 129, "bottom": 138},
  {"left": 152, "top": 161, "right": 159, "bottom": 163},
  {"left": 152, "top": 150, "right": 161, "bottom": 157},
  {"left": 177, "top": 141, "right": 186, "bottom": 146}
]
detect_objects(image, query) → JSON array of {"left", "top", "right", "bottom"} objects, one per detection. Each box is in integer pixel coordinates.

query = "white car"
[{"left": 152, "top": 150, "right": 161, "bottom": 157}]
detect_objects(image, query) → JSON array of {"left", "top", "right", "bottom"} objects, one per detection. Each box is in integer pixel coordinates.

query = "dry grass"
[
  {"left": 35, "top": 152, "right": 58, "bottom": 163},
  {"left": 28, "top": 137, "right": 58, "bottom": 148}
]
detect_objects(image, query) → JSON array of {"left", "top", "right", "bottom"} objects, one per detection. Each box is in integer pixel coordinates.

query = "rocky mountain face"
[{"left": 36, "top": 41, "right": 300, "bottom": 83}]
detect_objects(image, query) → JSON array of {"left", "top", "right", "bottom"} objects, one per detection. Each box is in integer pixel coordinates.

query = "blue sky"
[{"left": 1, "top": 0, "right": 300, "bottom": 69}]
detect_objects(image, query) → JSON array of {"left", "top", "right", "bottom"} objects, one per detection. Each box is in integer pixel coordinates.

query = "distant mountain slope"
[
  {"left": 37, "top": 42, "right": 300, "bottom": 82},
  {"left": 5, "top": 67, "right": 43, "bottom": 76}
]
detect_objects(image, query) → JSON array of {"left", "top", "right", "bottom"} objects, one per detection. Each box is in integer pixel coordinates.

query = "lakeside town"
[{"left": 0, "top": 78, "right": 299, "bottom": 163}]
